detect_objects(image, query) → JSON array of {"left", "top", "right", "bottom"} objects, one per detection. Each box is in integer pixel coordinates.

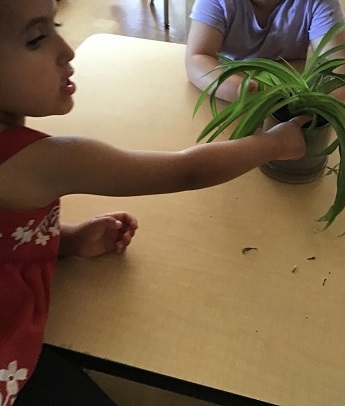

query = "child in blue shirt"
[{"left": 186, "top": 0, "right": 345, "bottom": 102}]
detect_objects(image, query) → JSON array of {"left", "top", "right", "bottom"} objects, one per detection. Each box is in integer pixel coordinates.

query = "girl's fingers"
[{"left": 289, "top": 115, "right": 312, "bottom": 127}]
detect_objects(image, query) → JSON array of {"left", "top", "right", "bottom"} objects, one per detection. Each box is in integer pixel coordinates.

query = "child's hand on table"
[{"left": 59, "top": 212, "right": 138, "bottom": 257}]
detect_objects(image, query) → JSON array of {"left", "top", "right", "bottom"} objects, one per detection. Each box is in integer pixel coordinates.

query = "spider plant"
[{"left": 194, "top": 22, "right": 345, "bottom": 229}]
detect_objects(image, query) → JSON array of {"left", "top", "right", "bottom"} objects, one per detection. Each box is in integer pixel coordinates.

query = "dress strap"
[{"left": 0, "top": 126, "right": 48, "bottom": 164}]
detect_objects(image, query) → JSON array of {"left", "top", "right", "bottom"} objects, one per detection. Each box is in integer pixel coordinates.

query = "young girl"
[
  {"left": 0, "top": 0, "right": 308, "bottom": 404},
  {"left": 186, "top": 0, "right": 345, "bottom": 102}
]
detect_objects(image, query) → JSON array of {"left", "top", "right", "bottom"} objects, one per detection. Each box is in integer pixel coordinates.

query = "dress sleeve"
[
  {"left": 309, "top": 0, "right": 344, "bottom": 40},
  {"left": 190, "top": 0, "right": 230, "bottom": 36}
]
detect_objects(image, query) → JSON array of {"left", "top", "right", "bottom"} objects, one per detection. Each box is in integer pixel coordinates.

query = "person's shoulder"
[
  {"left": 192, "top": 0, "right": 237, "bottom": 11},
  {"left": 310, "top": 0, "right": 344, "bottom": 18},
  {"left": 190, "top": 0, "right": 236, "bottom": 31},
  {"left": 310, "top": 0, "right": 343, "bottom": 8}
]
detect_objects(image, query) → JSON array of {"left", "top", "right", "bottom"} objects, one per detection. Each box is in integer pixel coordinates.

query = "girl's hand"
[
  {"left": 264, "top": 115, "right": 310, "bottom": 161},
  {"left": 59, "top": 212, "right": 138, "bottom": 258}
]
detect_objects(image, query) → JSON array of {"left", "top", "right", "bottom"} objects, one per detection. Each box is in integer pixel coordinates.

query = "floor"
[
  {"left": 56, "top": 0, "right": 188, "bottom": 50},
  {"left": 55, "top": 2, "right": 216, "bottom": 405}
]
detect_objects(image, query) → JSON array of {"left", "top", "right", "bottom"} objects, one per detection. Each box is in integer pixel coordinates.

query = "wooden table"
[{"left": 28, "top": 34, "right": 345, "bottom": 406}]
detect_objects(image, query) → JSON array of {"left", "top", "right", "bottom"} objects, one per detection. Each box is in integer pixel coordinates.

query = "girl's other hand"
[{"left": 60, "top": 212, "right": 138, "bottom": 258}]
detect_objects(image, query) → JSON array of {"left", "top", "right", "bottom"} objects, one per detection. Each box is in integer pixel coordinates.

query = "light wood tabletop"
[{"left": 28, "top": 34, "right": 345, "bottom": 406}]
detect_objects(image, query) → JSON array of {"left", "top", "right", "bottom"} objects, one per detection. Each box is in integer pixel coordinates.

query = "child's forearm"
[
  {"left": 178, "top": 133, "right": 292, "bottom": 191},
  {"left": 125, "top": 120, "right": 305, "bottom": 195},
  {"left": 331, "top": 86, "right": 345, "bottom": 102},
  {"left": 185, "top": 54, "right": 244, "bottom": 102}
]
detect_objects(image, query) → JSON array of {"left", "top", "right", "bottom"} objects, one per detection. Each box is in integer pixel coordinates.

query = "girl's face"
[{"left": 0, "top": 0, "right": 75, "bottom": 127}]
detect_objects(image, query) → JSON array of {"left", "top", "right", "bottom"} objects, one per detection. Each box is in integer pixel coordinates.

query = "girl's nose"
[{"left": 57, "top": 35, "right": 75, "bottom": 65}]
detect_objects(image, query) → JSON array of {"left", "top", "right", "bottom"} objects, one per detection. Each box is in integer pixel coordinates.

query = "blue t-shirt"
[{"left": 190, "top": 0, "right": 344, "bottom": 60}]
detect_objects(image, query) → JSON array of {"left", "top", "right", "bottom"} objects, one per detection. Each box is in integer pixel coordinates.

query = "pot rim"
[{"left": 271, "top": 111, "right": 330, "bottom": 129}]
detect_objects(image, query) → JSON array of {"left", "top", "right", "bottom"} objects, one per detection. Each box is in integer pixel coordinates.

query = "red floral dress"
[{"left": 0, "top": 126, "right": 60, "bottom": 406}]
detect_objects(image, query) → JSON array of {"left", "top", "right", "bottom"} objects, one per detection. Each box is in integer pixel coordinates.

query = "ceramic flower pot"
[{"left": 260, "top": 113, "right": 332, "bottom": 184}]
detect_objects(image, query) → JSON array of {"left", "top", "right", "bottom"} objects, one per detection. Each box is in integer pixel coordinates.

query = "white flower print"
[
  {"left": 48, "top": 224, "right": 60, "bottom": 237},
  {"left": 12, "top": 220, "right": 35, "bottom": 243},
  {"left": 8, "top": 206, "right": 60, "bottom": 251},
  {"left": 35, "top": 231, "right": 50, "bottom": 246},
  {"left": 0, "top": 361, "right": 28, "bottom": 406}
]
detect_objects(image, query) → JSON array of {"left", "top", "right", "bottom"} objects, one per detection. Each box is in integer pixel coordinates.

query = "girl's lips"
[{"left": 61, "top": 78, "right": 76, "bottom": 96}]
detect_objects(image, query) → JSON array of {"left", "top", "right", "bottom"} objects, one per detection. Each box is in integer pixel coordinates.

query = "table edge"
[{"left": 45, "top": 344, "right": 275, "bottom": 406}]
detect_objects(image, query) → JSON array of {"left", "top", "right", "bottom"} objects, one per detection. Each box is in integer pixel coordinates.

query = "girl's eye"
[
  {"left": 26, "top": 34, "right": 47, "bottom": 50},
  {"left": 25, "top": 22, "right": 63, "bottom": 50}
]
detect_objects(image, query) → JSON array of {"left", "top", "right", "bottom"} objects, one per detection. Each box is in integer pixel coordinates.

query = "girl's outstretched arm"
[{"left": 0, "top": 116, "right": 307, "bottom": 211}]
